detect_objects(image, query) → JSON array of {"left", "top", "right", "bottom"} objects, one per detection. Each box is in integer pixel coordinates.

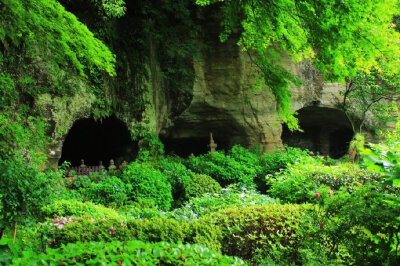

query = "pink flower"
[
  {"left": 53, "top": 217, "right": 60, "bottom": 223},
  {"left": 315, "top": 192, "right": 321, "bottom": 198},
  {"left": 58, "top": 224, "right": 64, "bottom": 229},
  {"left": 90, "top": 218, "right": 95, "bottom": 223},
  {"left": 61, "top": 218, "right": 67, "bottom": 224},
  {"left": 329, "top": 190, "right": 334, "bottom": 196}
]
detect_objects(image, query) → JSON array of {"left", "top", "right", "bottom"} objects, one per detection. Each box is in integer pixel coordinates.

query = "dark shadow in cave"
[
  {"left": 281, "top": 106, "right": 354, "bottom": 159},
  {"left": 59, "top": 116, "right": 137, "bottom": 167},
  {"left": 161, "top": 136, "right": 232, "bottom": 157}
]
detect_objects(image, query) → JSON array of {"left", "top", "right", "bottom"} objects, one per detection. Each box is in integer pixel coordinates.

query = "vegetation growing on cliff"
[{"left": 1, "top": 1, "right": 400, "bottom": 264}]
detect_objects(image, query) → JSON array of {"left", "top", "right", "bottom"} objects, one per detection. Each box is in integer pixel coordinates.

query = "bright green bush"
[
  {"left": 184, "top": 174, "right": 221, "bottom": 199},
  {"left": 121, "top": 162, "right": 173, "bottom": 210},
  {"left": 117, "top": 199, "right": 165, "bottom": 219},
  {"left": 185, "top": 151, "right": 256, "bottom": 187},
  {"left": 268, "top": 161, "right": 394, "bottom": 203},
  {"left": 203, "top": 204, "right": 313, "bottom": 264},
  {"left": 41, "top": 199, "right": 121, "bottom": 220},
  {"left": 83, "top": 176, "right": 128, "bottom": 207},
  {"left": 313, "top": 185, "right": 400, "bottom": 265},
  {"left": 261, "top": 146, "right": 312, "bottom": 175},
  {"left": 169, "top": 186, "right": 278, "bottom": 221},
  {"left": 39, "top": 215, "right": 222, "bottom": 252},
  {"left": 157, "top": 157, "right": 193, "bottom": 202},
  {"left": 13, "top": 240, "right": 245, "bottom": 265},
  {"left": 0, "top": 158, "right": 59, "bottom": 234}
]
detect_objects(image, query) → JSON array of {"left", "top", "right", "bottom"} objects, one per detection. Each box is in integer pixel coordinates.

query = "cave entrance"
[
  {"left": 59, "top": 116, "right": 137, "bottom": 167},
  {"left": 281, "top": 107, "right": 354, "bottom": 158}
]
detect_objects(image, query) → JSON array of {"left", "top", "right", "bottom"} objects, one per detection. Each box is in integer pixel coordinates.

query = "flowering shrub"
[{"left": 267, "top": 161, "right": 393, "bottom": 203}]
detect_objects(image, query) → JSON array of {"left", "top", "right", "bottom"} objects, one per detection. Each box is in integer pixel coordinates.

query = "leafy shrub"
[
  {"left": 117, "top": 199, "right": 165, "bottom": 219},
  {"left": 157, "top": 157, "right": 193, "bottom": 202},
  {"left": 310, "top": 184, "right": 400, "bottom": 264},
  {"left": 169, "top": 186, "right": 278, "bottom": 221},
  {"left": 203, "top": 204, "right": 313, "bottom": 264},
  {"left": 41, "top": 199, "right": 121, "bottom": 220},
  {"left": 83, "top": 176, "right": 128, "bottom": 207},
  {"left": 185, "top": 151, "right": 256, "bottom": 187},
  {"left": 13, "top": 240, "right": 245, "bottom": 265},
  {"left": 39, "top": 215, "right": 222, "bottom": 252},
  {"left": 184, "top": 174, "right": 221, "bottom": 199},
  {"left": 121, "top": 162, "right": 173, "bottom": 210},
  {"left": 268, "top": 161, "right": 396, "bottom": 203},
  {"left": 0, "top": 158, "right": 59, "bottom": 234}
]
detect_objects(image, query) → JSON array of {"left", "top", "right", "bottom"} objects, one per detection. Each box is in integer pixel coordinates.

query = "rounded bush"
[
  {"left": 83, "top": 176, "right": 127, "bottom": 207},
  {"left": 203, "top": 204, "right": 312, "bottom": 264},
  {"left": 121, "top": 162, "right": 173, "bottom": 210},
  {"left": 184, "top": 174, "right": 221, "bottom": 199}
]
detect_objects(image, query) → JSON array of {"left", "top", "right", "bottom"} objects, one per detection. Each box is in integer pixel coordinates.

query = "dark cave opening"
[
  {"left": 59, "top": 116, "right": 137, "bottom": 167},
  {"left": 281, "top": 107, "right": 354, "bottom": 159}
]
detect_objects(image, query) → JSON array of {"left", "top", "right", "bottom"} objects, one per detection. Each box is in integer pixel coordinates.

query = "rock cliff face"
[
  {"left": 46, "top": 32, "right": 355, "bottom": 167},
  {"left": 159, "top": 36, "right": 353, "bottom": 157}
]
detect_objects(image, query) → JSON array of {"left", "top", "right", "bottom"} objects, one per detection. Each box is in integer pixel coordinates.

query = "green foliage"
[
  {"left": 41, "top": 199, "right": 121, "bottom": 220},
  {"left": 157, "top": 157, "right": 193, "bottom": 203},
  {"left": 13, "top": 240, "right": 245, "bottom": 265},
  {"left": 186, "top": 151, "right": 256, "bottom": 187},
  {"left": 342, "top": 67, "right": 400, "bottom": 133},
  {"left": 117, "top": 200, "right": 165, "bottom": 220},
  {"left": 312, "top": 185, "right": 400, "bottom": 264},
  {"left": 121, "top": 162, "right": 173, "bottom": 210},
  {"left": 136, "top": 133, "right": 165, "bottom": 160},
  {"left": 169, "top": 186, "right": 278, "bottom": 221},
  {"left": 184, "top": 174, "right": 222, "bottom": 200},
  {"left": 268, "top": 160, "right": 393, "bottom": 203},
  {"left": 0, "top": 158, "right": 59, "bottom": 232},
  {"left": 39, "top": 213, "right": 222, "bottom": 252},
  {"left": 0, "top": 112, "right": 48, "bottom": 164},
  {"left": 203, "top": 204, "right": 312, "bottom": 264},
  {"left": 83, "top": 176, "right": 128, "bottom": 207},
  {"left": 1, "top": 0, "right": 116, "bottom": 79},
  {"left": 363, "top": 142, "right": 400, "bottom": 186},
  {"left": 259, "top": 146, "right": 312, "bottom": 192}
]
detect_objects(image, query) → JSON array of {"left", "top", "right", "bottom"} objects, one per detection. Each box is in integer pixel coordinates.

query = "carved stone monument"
[
  {"left": 208, "top": 132, "right": 217, "bottom": 152},
  {"left": 79, "top": 159, "right": 87, "bottom": 168}
]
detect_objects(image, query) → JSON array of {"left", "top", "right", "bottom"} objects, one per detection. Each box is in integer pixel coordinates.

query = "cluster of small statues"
[{"left": 78, "top": 158, "right": 128, "bottom": 172}]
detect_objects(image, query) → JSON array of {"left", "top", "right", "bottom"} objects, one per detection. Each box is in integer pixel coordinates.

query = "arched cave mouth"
[
  {"left": 59, "top": 116, "right": 137, "bottom": 167},
  {"left": 282, "top": 107, "right": 354, "bottom": 159}
]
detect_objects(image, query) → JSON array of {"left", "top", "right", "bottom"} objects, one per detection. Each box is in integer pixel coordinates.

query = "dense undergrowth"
[{"left": 1, "top": 142, "right": 400, "bottom": 265}]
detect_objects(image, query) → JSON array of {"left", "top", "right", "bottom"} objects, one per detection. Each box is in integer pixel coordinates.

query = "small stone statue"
[
  {"left": 108, "top": 159, "right": 117, "bottom": 171},
  {"left": 99, "top": 161, "right": 105, "bottom": 171},
  {"left": 79, "top": 159, "right": 87, "bottom": 168},
  {"left": 119, "top": 160, "right": 128, "bottom": 169},
  {"left": 208, "top": 132, "right": 218, "bottom": 152}
]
